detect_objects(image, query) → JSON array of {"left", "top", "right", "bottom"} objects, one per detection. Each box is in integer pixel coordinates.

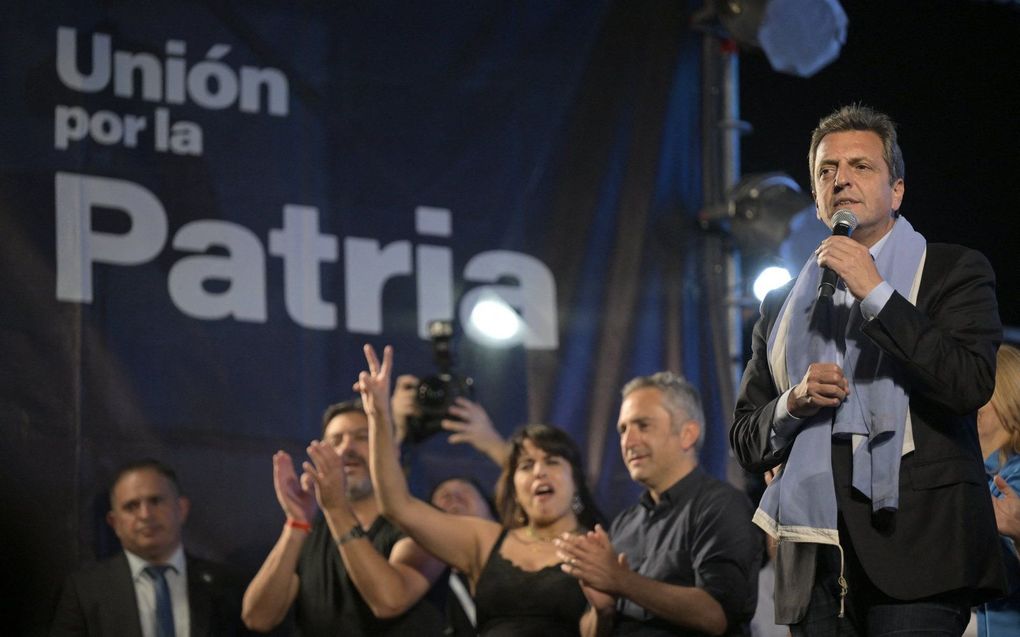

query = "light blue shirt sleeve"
[{"left": 860, "top": 281, "right": 894, "bottom": 321}]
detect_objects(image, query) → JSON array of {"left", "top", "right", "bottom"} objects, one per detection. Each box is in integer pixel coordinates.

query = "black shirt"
[
  {"left": 609, "top": 466, "right": 761, "bottom": 636},
  {"left": 294, "top": 515, "right": 445, "bottom": 636},
  {"left": 473, "top": 528, "right": 586, "bottom": 636}
]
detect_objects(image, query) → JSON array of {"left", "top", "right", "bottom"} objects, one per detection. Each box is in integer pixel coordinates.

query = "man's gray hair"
[{"left": 621, "top": 371, "right": 705, "bottom": 451}]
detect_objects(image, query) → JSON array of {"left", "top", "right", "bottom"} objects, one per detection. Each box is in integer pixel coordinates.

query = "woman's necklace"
[
  {"left": 524, "top": 525, "right": 557, "bottom": 543},
  {"left": 520, "top": 525, "right": 580, "bottom": 546},
  {"left": 516, "top": 526, "right": 557, "bottom": 554}
]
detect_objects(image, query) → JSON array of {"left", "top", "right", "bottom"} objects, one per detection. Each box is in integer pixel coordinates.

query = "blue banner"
[{"left": 0, "top": 2, "right": 718, "bottom": 631}]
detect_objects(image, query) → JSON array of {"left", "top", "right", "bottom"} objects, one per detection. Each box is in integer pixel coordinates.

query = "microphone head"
[{"left": 830, "top": 209, "right": 859, "bottom": 234}]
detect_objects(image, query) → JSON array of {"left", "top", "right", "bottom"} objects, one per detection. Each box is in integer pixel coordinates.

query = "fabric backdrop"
[{"left": 0, "top": 1, "right": 731, "bottom": 632}]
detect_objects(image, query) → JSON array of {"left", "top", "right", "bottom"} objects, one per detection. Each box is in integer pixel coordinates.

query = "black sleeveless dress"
[{"left": 473, "top": 528, "right": 587, "bottom": 636}]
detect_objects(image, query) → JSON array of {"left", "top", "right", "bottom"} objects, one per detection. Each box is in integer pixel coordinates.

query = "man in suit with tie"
[
  {"left": 730, "top": 104, "right": 1006, "bottom": 634},
  {"left": 51, "top": 459, "right": 246, "bottom": 636}
]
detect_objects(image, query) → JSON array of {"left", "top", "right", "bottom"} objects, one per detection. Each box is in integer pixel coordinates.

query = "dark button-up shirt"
[{"left": 610, "top": 466, "right": 761, "bottom": 636}]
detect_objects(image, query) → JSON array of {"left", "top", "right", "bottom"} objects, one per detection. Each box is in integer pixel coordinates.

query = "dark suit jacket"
[
  {"left": 730, "top": 243, "right": 1006, "bottom": 602},
  {"left": 50, "top": 550, "right": 247, "bottom": 637}
]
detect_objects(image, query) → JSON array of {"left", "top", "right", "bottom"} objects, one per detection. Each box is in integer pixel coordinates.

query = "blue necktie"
[{"left": 143, "top": 565, "right": 175, "bottom": 637}]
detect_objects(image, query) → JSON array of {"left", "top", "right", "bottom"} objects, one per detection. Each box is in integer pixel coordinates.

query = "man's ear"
[
  {"left": 891, "top": 178, "right": 905, "bottom": 212},
  {"left": 106, "top": 509, "right": 116, "bottom": 530},
  {"left": 680, "top": 421, "right": 701, "bottom": 452},
  {"left": 176, "top": 495, "right": 191, "bottom": 524}
]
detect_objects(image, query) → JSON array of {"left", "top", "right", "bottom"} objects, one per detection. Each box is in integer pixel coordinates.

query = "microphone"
[{"left": 817, "top": 209, "right": 859, "bottom": 299}]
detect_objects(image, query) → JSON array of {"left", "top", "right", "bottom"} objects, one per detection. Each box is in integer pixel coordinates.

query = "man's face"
[
  {"left": 813, "top": 130, "right": 904, "bottom": 245},
  {"left": 617, "top": 387, "right": 692, "bottom": 492},
  {"left": 107, "top": 468, "right": 189, "bottom": 563},
  {"left": 431, "top": 478, "right": 493, "bottom": 520},
  {"left": 323, "top": 411, "right": 373, "bottom": 501}
]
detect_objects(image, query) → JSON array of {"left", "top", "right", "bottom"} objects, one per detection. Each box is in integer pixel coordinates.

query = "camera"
[{"left": 406, "top": 320, "right": 474, "bottom": 443}]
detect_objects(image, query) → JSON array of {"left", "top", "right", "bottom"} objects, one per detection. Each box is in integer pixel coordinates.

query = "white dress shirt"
[{"left": 124, "top": 545, "right": 191, "bottom": 637}]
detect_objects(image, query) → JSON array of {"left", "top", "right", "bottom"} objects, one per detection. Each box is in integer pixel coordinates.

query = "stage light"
[
  {"left": 700, "top": 172, "right": 814, "bottom": 258},
  {"left": 703, "top": 0, "right": 847, "bottom": 78},
  {"left": 758, "top": 0, "right": 847, "bottom": 77},
  {"left": 465, "top": 296, "right": 522, "bottom": 345},
  {"left": 752, "top": 266, "right": 792, "bottom": 301},
  {"left": 700, "top": 172, "right": 812, "bottom": 304}
]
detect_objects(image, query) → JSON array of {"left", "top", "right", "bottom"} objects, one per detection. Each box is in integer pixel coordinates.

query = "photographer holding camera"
[
  {"left": 391, "top": 321, "right": 510, "bottom": 469},
  {"left": 392, "top": 380, "right": 510, "bottom": 468}
]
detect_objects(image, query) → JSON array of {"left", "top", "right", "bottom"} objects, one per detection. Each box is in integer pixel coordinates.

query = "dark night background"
[{"left": 740, "top": 0, "right": 1020, "bottom": 333}]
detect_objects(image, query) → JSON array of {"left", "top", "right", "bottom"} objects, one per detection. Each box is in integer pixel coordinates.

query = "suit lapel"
[
  {"left": 108, "top": 553, "right": 145, "bottom": 637},
  {"left": 186, "top": 555, "right": 212, "bottom": 637}
]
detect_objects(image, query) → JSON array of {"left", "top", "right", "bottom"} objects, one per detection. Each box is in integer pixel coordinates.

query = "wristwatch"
[{"left": 337, "top": 524, "right": 367, "bottom": 545}]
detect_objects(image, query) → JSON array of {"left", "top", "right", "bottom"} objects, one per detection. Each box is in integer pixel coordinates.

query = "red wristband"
[{"left": 285, "top": 518, "right": 312, "bottom": 533}]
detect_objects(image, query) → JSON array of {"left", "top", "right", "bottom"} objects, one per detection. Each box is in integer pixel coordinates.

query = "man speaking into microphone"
[
  {"left": 816, "top": 208, "right": 857, "bottom": 298},
  {"left": 730, "top": 104, "right": 1006, "bottom": 634}
]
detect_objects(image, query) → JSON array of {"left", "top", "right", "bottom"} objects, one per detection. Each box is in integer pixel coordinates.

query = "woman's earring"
[{"left": 571, "top": 493, "right": 584, "bottom": 515}]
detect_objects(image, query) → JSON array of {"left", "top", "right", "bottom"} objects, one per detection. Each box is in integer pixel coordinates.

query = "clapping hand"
[
  {"left": 555, "top": 525, "right": 626, "bottom": 612},
  {"left": 993, "top": 475, "right": 1020, "bottom": 544},
  {"left": 301, "top": 440, "right": 348, "bottom": 513},
  {"left": 273, "top": 450, "right": 316, "bottom": 523}
]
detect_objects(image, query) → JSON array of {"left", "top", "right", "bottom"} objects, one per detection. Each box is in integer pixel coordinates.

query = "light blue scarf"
[{"left": 753, "top": 217, "right": 927, "bottom": 545}]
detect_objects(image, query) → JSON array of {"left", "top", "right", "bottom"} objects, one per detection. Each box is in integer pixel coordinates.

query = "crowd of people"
[{"left": 49, "top": 105, "right": 1020, "bottom": 637}]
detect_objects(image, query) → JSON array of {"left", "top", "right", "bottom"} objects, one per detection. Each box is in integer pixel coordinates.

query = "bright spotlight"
[
  {"left": 753, "top": 266, "right": 792, "bottom": 301},
  {"left": 467, "top": 298, "right": 522, "bottom": 343}
]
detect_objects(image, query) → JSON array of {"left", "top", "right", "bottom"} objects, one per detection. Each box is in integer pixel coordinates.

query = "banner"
[{"left": 0, "top": 1, "right": 718, "bottom": 631}]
